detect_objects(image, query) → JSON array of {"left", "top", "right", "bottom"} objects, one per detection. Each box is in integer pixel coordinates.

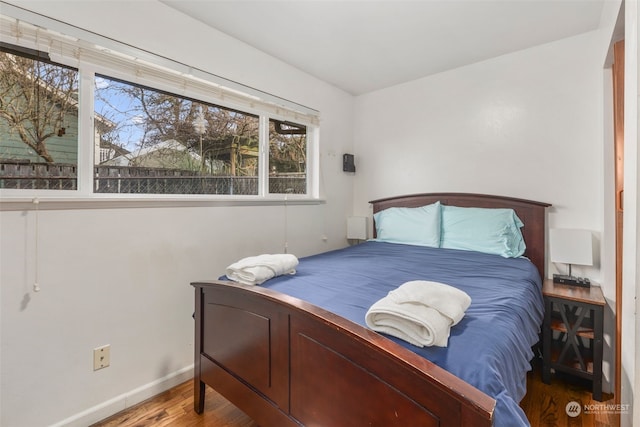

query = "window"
[
  {"left": 0, "top": 49, "right": 79, "bottom": 190},
  {"left": 0, "top": 12, "right": 319, "bottom": 200},
  {"left": 94, "top": 75, "right": 260, "bottom": 195},
  {"left": 269, "top": 119, "right": 307, "bottom": 194}
]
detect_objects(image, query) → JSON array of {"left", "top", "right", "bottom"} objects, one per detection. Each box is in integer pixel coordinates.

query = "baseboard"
[{"left": 50, "top": 364, "right": 194, "bottom": 427}]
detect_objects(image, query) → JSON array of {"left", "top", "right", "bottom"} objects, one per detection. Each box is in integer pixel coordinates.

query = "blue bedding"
[{"left": 259, "top": 241, "right": 543, "bottom": 427}]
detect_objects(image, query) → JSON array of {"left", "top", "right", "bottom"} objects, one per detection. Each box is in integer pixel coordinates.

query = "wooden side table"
[{"left": 541, "top": 279, "right": 605, "bottom": 401}]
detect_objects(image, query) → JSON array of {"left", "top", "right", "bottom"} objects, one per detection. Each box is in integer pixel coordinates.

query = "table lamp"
[{"left": 549, "top": 228, "right": 593, "bottom": 287}]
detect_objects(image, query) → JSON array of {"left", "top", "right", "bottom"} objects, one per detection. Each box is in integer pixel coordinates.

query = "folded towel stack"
[
  {"left": 365, "top": 280, "right": 471, "bottom": 347},
  {"left": 226, "top": 253, "right": 299, "bottom": 285}
]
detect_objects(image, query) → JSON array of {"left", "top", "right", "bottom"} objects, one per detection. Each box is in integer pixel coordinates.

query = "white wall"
[
  {"left": 0, "top": 2, "right": 355, "bottom": 426},
  {"left": 354, "top": 31, "right": 604, "bottom": 275},
  {"left": 353, "top": 30, "right": 613, "bottom": 384}
]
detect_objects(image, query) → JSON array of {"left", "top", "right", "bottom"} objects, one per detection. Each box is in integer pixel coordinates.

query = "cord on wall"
[
  {"left": 32, "top": 198, "right": 41, "bottom": 292},
  {"left": 283, "top": 192, "right": 288, "bottom": 254},
  {"left": 283, "top": 189, "right": 294, "bottom": 254},
  {"left": 318, "top": 149, "right": 328, "bottom": 242}
]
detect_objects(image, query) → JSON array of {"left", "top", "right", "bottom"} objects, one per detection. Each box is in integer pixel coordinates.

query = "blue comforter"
[{"left": 259, "top": 241, "right": 544, "bottom": 427}]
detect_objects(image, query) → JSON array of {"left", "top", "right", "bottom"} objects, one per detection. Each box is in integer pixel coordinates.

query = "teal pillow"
[
  {"left": 373, "top": 202, "right": 441, "bottom": 248},
  {"left": 440, "top": 205, "right": 526, "bottom": 258}
]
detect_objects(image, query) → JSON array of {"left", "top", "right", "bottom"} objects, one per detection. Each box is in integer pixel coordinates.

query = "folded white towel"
[
  {"left": 226, "top": 254, "right": 299, "bottom": 286},
  {"left": 365, "top": 280, "right": 471, "bottom": 347},
  {"left": 387, "top": 280, "right": 472, "bottom": 326}
]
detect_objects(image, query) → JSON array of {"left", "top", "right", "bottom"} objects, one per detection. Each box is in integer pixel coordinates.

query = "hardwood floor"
[
  {"left": 92, "top": 359, "right": 618, "bottom": 427},
  {"left": 90, "top": 379, "right": 257, "bottom": 427},
  {"left": 521, "top": 359, "right": 618, "bottom": 427}
]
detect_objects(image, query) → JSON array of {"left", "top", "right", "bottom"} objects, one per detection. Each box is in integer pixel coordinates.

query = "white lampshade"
[
  {"left": 549, "top": 229, "right": 593, "bottom": 266},
  {"left": 347, "top": 216, "right": 368, "bottom": 240}
]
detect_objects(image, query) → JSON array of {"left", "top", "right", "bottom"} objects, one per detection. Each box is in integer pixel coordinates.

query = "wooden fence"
[{"left": 0, "top": 161, "right": 306, "bottom": 194}]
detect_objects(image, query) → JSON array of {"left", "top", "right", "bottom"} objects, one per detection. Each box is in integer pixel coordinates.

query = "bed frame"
[{"left": 191, "top": 193, "right": 550, "bottom": 426}]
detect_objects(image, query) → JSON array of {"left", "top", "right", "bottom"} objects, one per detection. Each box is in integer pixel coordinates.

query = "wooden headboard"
[{"left": 369, "top": 193, "right": 551, "bottom": 279}]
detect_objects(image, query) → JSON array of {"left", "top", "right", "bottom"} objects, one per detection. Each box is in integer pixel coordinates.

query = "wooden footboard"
[{"left": 192, "top": 280, "right": 495, "bottom": 427}]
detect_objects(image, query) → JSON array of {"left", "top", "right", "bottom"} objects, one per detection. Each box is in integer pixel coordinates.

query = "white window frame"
[{"left": 0, "top": 7, "right": 321, "bottom": 208}]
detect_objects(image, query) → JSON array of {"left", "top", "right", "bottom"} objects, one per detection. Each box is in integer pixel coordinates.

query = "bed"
[{"left": 191, "top": 193, "right": 551, "bottom": 426}]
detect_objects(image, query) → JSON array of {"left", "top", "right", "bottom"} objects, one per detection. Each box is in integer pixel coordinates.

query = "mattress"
[{"left": 259, "top": 241, "right": 544, "bottom": 427}]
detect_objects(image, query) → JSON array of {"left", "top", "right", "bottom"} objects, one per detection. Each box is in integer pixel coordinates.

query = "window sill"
[{"left": 0, "top": 194, "right": 325, "bottom": 211}]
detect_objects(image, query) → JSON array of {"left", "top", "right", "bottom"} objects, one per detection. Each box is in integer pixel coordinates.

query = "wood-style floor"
[
  {"left": 521, "top": 359, "right": 618, "bottom": 427},
  {"left": 92, "top": 359, "right": 618, "bottom": 427}
]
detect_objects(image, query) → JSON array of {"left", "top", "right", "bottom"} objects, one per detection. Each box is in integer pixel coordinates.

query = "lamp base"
[{"left": 553, "top": 274, "right": 591, "bottom": 288}]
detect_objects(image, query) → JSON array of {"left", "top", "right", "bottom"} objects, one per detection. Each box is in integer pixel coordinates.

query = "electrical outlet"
[{"left": 93, "top": 345, "right": 110, "bottom": 371}]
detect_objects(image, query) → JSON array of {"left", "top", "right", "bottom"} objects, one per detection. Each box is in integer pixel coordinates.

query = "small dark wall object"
[{"left": 343, "top": 153, "right": 356, "bottom": 173}]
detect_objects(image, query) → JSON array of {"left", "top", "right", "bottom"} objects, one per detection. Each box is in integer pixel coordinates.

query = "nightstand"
[{"left": 542, "top": 279, "right": 605, "bottom": 401}]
